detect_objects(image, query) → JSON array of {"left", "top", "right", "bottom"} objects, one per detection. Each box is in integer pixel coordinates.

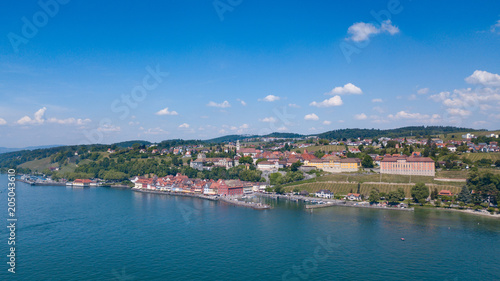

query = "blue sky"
[{"left": 0, "top": 0, "right": 499, "bottom": 147}]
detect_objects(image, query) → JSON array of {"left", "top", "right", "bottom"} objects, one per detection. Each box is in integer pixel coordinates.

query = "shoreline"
[
  {"left": 131, "top": 188, "right": 271, "bottom": 210},
  {"left": 416, "top": 206, "right": 500, "bottom": 219},
  {"left": 14, "top": 177, "right": 497, "bottom": 218},
  {"left": 256, "top": 193, "right": 413, "bottom": 212}
]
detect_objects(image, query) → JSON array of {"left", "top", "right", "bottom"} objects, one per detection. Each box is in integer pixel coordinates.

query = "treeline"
[
  {"left": 205, "top": 132, "right": 304, "bottom": 143},
  {"left": 316, "top": 126, "right": 477, "bottom": 140}
]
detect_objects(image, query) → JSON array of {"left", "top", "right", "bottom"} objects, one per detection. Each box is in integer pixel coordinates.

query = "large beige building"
[
  {"left": 304, "top": 157, "right": 361, "bottom": 173},
  {"left": 380, "top": 156, "right": 435, "bottom": 176}
]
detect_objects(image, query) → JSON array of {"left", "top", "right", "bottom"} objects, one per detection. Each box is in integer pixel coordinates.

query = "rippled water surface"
[{"left": 1, "top": 177, "right": 499, "bottom": 280}]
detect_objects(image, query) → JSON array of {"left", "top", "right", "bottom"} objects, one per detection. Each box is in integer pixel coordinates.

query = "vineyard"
[
  {"left": 462, "top": 153, "right": 500, "bottom": 162},
  {"left": 283, "top": 181, "right": 462, "bottom": 198},
  {"left": 301, "top": 145, "right": 345, "bottom": 153}
]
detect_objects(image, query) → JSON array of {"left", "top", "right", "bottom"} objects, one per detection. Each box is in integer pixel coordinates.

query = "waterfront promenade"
[{"left": 132, "top": 188, "right": 271, "bottom": 210}]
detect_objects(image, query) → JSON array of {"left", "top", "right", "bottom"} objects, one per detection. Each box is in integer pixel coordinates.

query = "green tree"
[
  {"left": 290, "top": 161, "right": 303, "bottom": 172},
  {"left": 269, "top": 172, "right": 283, "bottom": 185},
  {"left": 430, "top": 188, "right": 438, "bottom": 200},
  {"left": 457, "top": 186, "right": 472, "bottom": 203},
  {"left": 238, "top": 156, "right": 253, "bottom": 165},
  {"left": 314, "top": 150, "right": 325, "bottom": 159},
  {"left": 368, "top": 189, "right": 380, "bottom": 203},
  {"left": 274, "top": 185, "right": 285, "bottom": 194},
  {"left": 411, "top": 183, "right": 429, "bottom": 204},
  {"left": 361, "top": 154, "right": 374, "bottom": 168}
]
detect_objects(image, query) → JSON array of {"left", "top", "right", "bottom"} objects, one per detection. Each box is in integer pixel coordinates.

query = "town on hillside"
[{"left": 9, "top": 129, "right": 500, "bottom": 214}]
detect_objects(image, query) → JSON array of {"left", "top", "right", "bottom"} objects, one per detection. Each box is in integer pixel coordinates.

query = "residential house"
[{"left": 346, "top": 193, "right": 361, "bottom": 201}]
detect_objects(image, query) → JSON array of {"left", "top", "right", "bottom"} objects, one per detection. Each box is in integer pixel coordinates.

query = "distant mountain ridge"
[
  {"left": 204, "top": 126, "right": 481, "bottom": 143},
  {"left": 0, "top": 145, "right": 64, "bottom": 154}
]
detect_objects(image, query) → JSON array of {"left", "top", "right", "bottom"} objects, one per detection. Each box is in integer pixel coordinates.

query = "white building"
[{"left": 315, "top": 189, "right": 333, "bottom": 199}]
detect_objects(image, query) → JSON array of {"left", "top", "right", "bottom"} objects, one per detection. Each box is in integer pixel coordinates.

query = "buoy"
[{"left": 401, "top": 238, "right": 405, "bottom": 241}]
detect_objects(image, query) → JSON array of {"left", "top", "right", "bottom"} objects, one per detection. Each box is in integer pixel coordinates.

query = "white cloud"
[
  {"left": 17, "top": 107, "right": 46, "bottom": 125},
  {"left": 179, "top": 123, "right": 190, "bottom": 128},
  {"left": 372, "top": 98, "right": 383, "bottom": 103},
  {"left": 260, "top": 95, "right": 281, "bottom": 102},
  {"left": 322, "top": 120, "right": 331, "bottom": 125},
  {"left": 417, "top": 88, "right": 429, "bottom": 95},
  {"left": 388, "top": 111, "right": 429, "bottom": 120},
  {"left": 430, "top": 91, "right": 450, "bottom": 102},
  {"left": 465, "top": 70, "right": 500, "bottom": 87},
  {"left": 408, "top": 94, "right": 417, "bottom": 101},
  {"left": 372, "top": 106, "right": 384, "bottom": 114},
  {"left": 346, "top": 20, "right": 399, "bottom": 42},
  {"left": 304, "top": 113, "right": 319, "bottom": 121},
  {"left": 239, "top": 99, "right": 247, "bottom": 106},
  {"left": 47, "top": 117, "right": 91, "bottom": 125},
  {"left": 277, "top": 126, "right": 288, "bottom": 131},
  {"left": 447, "top": 108, "right": 471, "bottom": 117},
  {"left": 239, "top": 124, "right": 249, "bottom": 129},
  {"left": 491, "top": 20, "right": 500, "bottom": 34},
  {"left": 354, "top": 113, "right": 367, "bottom": 120},
  {"left": 155, "top": 107, "right": 178, "bottom": 116},
  {"left": 0, "top": 118, "right": 6, "bottom": 125},
  {"left": 288, "top": 103, "right": 300, "bottom": 108},
  {"left": 207, "top": 101, "right": 231, "bottom": 108},
  {"left": 328, "top": 83, "right": 362, "bottom": 95},
  {"left": 310, "top": 96, "right": 343, "bottom": 107},
  {"left": 260, "top": 117, "right": 277, "bottom": 123},
  {"left": 218, "top": 129, "right": 227, "bottom": 134},
  {"left": 338, "top": 120, "right": 345, "bottom": 123},
  {"left": 98, "top": 124, "right": 121, "bottom": 132},
  {"left": 143, "top": 127, "right": 167, "bottom": 135}
]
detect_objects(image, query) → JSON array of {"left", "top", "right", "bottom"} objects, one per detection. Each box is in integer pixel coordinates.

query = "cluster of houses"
[{"left": 131, "top": 174, "right": 268, "bottom": 196}]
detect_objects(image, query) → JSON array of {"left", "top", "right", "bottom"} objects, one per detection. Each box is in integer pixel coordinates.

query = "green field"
[{"left": 283, "top": 182, "right": 461, "bottom": 198}]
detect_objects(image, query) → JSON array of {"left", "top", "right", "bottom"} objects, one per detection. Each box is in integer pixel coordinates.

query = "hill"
[
  {"left": 0, "top": 144, "right": 64, "bottom": 154},
  {"left": 315, "top": 126, "right": 481, "bottom": 140},
  {"left": 205, "top": 132, "right": 304, "bottom": 143},
  {"left": 112, "top": 140, "right": 152, "bottom": 148}
]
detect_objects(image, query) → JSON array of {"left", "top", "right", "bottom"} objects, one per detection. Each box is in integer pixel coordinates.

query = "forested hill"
[
  {"left": 205, "top": 132, "right": 304, "bottom": 143},
  {"left": 315, "top": 126, "right": 480, "bottom": 140}
]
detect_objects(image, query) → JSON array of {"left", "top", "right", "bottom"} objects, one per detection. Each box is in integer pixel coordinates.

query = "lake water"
[{"left": 1, "top": 175, "right": 499, "bottom": 280}]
